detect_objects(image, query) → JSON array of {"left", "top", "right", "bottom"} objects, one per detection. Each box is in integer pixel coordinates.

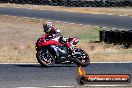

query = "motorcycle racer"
[
  {"left": 35, "top": 22, "right": 90, "bottom": 67},
  {"left": 42, "top": 22, "right": 79, "bottom": 50},
  {"left": 43, "top": 22, "right": 61, "bottom": 39},
  {"left": 43, "top": 22, "right": 68, "bottom": 44}
]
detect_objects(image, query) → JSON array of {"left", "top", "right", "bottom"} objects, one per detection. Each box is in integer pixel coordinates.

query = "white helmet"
[{"left": 43, "top": 22, "right": 53, "bottom": 33}]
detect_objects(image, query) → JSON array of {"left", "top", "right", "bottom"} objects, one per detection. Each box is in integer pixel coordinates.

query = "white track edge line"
[
  {"left": 17, "top": 87, "right": 40, "bottom": 88},
  {"left": 0, "top": 61, "right": 132, "bottom": 64},
  {"left": 91, "top": 61, "right": 132, "bottom": 63},
  {"left": 46, "top": 86, "right": 75, "bottom": 88}
]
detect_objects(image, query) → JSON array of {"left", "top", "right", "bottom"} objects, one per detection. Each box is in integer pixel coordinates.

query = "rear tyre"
[
  {"left": 36, "top": 49, "right": 54, "bottom": 67},
  {"left": 74, "top": 48, "right": 90, "bottom": 67}
]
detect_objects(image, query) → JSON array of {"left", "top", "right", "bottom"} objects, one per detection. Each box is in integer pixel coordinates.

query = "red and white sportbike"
[{"left": 35, "top": 34, "right": 90, "bottom": 67}]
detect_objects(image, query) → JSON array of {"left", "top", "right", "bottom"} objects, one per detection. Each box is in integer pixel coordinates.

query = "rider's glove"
[{"left": 62, "top": 37, "right": 68, "bottom": 42}]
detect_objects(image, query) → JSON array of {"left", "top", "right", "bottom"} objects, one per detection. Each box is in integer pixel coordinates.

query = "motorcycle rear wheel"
[
  {"left": 74, "top": 48, "right": 90, "bottom": 67},
  {"left": 36, "top": 49, "right": 54, "bottom": 67}
]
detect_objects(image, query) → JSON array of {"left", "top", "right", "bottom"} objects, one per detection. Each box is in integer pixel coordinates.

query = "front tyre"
[
  {"left": 74, "top": 48, "right": 90, "bottom": 67},
  {"left": 36, "top": 49, "right": 54, "bottom": 67}
]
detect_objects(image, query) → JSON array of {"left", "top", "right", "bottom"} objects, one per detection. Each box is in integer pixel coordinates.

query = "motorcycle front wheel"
[{"left": 36, "top": 49, "right": 54, "bottom": 67}]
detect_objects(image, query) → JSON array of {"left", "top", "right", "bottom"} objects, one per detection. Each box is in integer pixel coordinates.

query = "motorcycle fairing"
[
  {"left": 39, "top": 40, "right": 62, "bottom": 47},
  {"left": 48, "top": 45, "right": 69, "bottom": 63}
]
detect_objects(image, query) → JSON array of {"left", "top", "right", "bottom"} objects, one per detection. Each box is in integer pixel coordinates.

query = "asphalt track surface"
[
  {"left": 0, "top": 7, "right": 132, "bottom": 30},
  {"left": 0, "top": 63, "right": 131, "bottom": 87}
]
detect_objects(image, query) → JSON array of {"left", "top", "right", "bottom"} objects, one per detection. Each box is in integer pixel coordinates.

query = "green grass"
[
  {"left": 79, "top": 27, "right": 101, "bottom": 41},
  {"left": 54, "top": 23, "right": 101, "bottom": 42}
]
